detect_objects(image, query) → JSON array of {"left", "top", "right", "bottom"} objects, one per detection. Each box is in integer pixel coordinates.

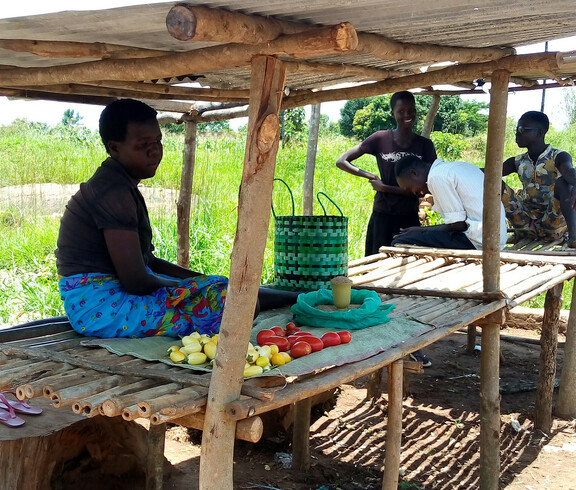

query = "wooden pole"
[
  {"left": 199, "top": 55, "right": 286, "bottom": 490},
  {"left": 176, "top": 120, "right": 197, "bottom": 268},
  {"left": 479, "top": 68, "right": 509, "bottom": 490},
  {"left": 166, "top": 5, "right": 511, "bottom": 63},
  {"left": 556, "top": 279, "right": 576, "bottom": 418},
  {"left": 421, "top": 94, "right": 440, "bottom": 138},
  {"left": 303, "top": 103, "right": 321, "bottom": 215},
  {"left": 283, "top": 52, "right": 563, "bottom": 109},
  {"left": 382, "top": 360, "right": 403, "bottom": 490},
  {"left": 292, "top": 398, "right": 312, "bottom": 471},
  {"left": 0, "top": 23, "right": 357, "bottom": 87},
  {"left": 534, "top": 283, "right": 563, "bottom": 433},
  {"left": 145, "top": 423, "right": 166, "bottom": 490}
]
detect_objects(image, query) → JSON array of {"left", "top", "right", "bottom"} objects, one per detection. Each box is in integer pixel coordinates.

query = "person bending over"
[
  {"left": 391, "top": 155, "right": 507, "bottom": 250},
  {"left": 56, "top": 99, "right": 295, "bottom": 339},
  {"left": 501, "top": 111, "right": 576, "bottom": 247},
  {"left": 336, "top": 91, "right": 437, "bottom": 255}
]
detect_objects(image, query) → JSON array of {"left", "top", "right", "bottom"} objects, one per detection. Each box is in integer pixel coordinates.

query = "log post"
[
  {"left": 292, "top": 398, "right": 312, "bottom": 471},
  {"left": 303, "top": 103, "right": 321, "bottom": 215},
  {"left": 176, "top": 120, "right": 197, "bottom": 268},
  {"left": 556, "top": 278, "right": 576, "bottom": 418},
  {"left": 421, "top": 94, "right": 440, "bottom": 139},
  {"left": 382, "top": 360, "right": 403, "bottom": 490},
  {"left": 145, "top": 422, "right": 166, "bottom": 490},
  {"left": 534, "top": 283, "right": 563, "bottom": 433},
  {"left": 480, "top": 68, "right": 509, "bottom": 490},
  {"left": 199, "top": 55, "right": 286, "bottom": 490}
]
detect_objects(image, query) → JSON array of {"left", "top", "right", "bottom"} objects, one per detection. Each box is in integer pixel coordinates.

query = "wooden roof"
[{"left": 1, "top": 1, "right": 575, "bottom": 114}]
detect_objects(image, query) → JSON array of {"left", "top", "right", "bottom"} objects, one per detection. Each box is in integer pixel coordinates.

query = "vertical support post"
[
  {"left": 480, "top": 69, "right": 509, "bottom": 490},
  {"left": 303, "top": 103, "right": 321, "bottom": 215},
  {"left": 421, "top": 94, "right": 440, "bottom": 139},
  {"left": 199, "top": 55, "right": 286, "bottom": 490},
  {"left": 176, "top": 120, "right": 198, "bottom": 268},
  {"left": 292, "top": 398, "right": 312, "bottom": 471},
  {"left": 382, "top": 360, "right": 403, "bottom": 490},
  {"left": 535, "top": 283, "right": 563, "bottom": 433},
  {"left": 145, "top": 422, "right": 166, "bottom": 490},
  {"left": 556, "top": 278, "right": 576, "bottom": 418}
]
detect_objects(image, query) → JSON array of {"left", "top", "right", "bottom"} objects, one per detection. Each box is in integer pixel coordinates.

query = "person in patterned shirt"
[{"left": 502, "top": 111, "right": 576, "bottom": 247}]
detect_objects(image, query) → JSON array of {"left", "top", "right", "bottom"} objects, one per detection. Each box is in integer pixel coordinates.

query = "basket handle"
[
  {"left": 271, "top": 178, "right": 295, "bottom": 218},
  {"left": 317, "top": 192, "right": 344, "bottom": 216}
]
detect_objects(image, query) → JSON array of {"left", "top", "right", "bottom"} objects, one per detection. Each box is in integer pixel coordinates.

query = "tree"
[
  {"left": 280, "top": 107, "right": 308, "bottom": 145},
  {"left": 198, "top": 120, "right": 231, "bottom": 132},
  {"left": 61, "top": 109, "right": 82, "bottom": 127},
  {"left": 339, "top": 98, "right": 373, "bottom": 137},
  {"left": 344, "top": 94, "right": 488, "bottom": 140},
  {"left": 564, "top": 87, "right": 576, "bottom": 126}
]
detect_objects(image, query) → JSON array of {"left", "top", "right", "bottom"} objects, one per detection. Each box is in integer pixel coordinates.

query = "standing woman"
[{"left": 336, "top": 91, "right": 437, "bottom": 255}]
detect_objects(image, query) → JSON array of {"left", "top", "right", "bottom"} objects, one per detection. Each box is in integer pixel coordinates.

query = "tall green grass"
[{"left": 1, "top": 119, "right": 575, "bottom": 325}]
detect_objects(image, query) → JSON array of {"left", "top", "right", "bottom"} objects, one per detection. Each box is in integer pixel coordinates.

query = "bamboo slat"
[
  {"left": 350, "top": 257, "right": 424, "bottom": 285},
  {"left": 100, "top": 383, "right": 182, "bottom": 417},
  {"left": 394, "top": 260, "right": 465, "bottom": 288},
  {"left": 47, "top": 375, "right": 123, "bottom": 408},
  {"left": 16, "top": 367, "right": 86, "bottom": 399},
  {"left": 370, "top": 258, "right": 448, "bottom": 287},
  {"left": 72, "top": 379, "right": 160, "bottom": 416},
  {"left": 504, "top": 265, "right": 568, "bottom": 300},
  {"left": 404, "top": 262, "right": 482, "bottom": 290},
  {"left": 137, "top": 386, "right": 209, "bottom": 419},
  {"left": 348, "top": 255, "right": 423, "bottom": 277},
  {"left": 510, "top": 270, "right": 576, "bottom": 307}
]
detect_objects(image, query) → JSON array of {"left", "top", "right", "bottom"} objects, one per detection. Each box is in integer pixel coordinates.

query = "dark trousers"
[
  {"left": 391, "top": 228, "right": 475, "bottom": 249},
  {"left": 365, "top": 211, "right": 421, "bottom": 256}
]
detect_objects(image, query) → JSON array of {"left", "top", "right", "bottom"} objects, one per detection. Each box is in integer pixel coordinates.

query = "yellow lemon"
[
  {"left": 255, "top": 356, "right": 270, "bottom": 368},
  {"left": 169, "top": 350, "right": 187, "bottom": 364},
  {"left": 244, "top": 365, "right": 263, "bottom": 378},
  {"left": 203, "top": 341, "right": 218, "bottom": 360},
  {"left": 181, "top": 342, "right": 202, "bottom": 355},
  {"left": 187, "top": 352, "right": 208, "bottom": 365}
]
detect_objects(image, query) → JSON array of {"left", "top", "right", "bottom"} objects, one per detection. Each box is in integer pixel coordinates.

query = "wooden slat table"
[{"left": 2, "top": 246, "right": 575, "bottom": 488}]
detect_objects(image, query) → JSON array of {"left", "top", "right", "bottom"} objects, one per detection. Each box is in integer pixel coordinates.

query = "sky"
[{"left": 0, "top": 2, "right": 575, "bottom": 130}]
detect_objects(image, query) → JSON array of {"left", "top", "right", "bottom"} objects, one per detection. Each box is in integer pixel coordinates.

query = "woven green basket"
[{"left": 272, "top": 179, "right": 348, "bottom": 292}]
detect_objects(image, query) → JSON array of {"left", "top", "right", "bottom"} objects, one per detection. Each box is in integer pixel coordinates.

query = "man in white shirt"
[{"left": 391, "top": 155, "right": 507, "bottom": 249}]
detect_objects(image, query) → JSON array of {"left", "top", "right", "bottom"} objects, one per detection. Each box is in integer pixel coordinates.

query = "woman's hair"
[
  {"left": 390, "top": 91, "right": 416, "bottom": 111},
  {"left": 99, "top": 99, "right": 158, "bottom": 153},
  {"left": 520, "top": 111, "right": 549, "bottom": 133}
]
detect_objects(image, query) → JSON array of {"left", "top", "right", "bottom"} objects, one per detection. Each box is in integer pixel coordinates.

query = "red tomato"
[
  {"left": 321, "top": 332, "right": 341, "bottom": 347},
  {"left": 292, "top": 331, "right": 316, "bottom": 337},
  {"left": 337, "top": 330, "right": 352, "bottom": 344},
  {"left": 256, "top": 329, "right": 276, "bottom": 345},
  {"left": 285, "top": 322, "right": 300, "bottom": 334},
  {"left": 304, "top": 336, "right": 324, "bottom": 352},
  {"left": 287, "top": 335, "right": 302, "bottom": 347},
  {"left": 262, "top": 336, "right": 290, "bottom": 352},
  {"left": 271, "top": 326, "right": 287, "bottom": 337},
  {"left": 290, "top": 341, "right": 312, "bottom": 358}
]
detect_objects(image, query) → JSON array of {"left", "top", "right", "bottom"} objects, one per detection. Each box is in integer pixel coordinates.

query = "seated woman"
[{"left": 56, "top": 98, "right": 295, "bottom": 339}]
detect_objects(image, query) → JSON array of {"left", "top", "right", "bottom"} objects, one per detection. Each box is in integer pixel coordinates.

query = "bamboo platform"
[
  {"left": 2, "top": 248, "right": 571, "bottom": 429},
  {"left": 1, "top": 247, "right": 575, "bottom": 486}
]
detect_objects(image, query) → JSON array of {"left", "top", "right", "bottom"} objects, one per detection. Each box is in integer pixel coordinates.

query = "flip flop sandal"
[
  {"left": 0, "top": 405, "right": 25, "bottom": 427},
  {"left": 0, "top": 391, "right": 43, "bottom": 415}
]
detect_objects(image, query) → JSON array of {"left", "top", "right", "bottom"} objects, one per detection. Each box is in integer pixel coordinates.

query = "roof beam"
[
  {"left": 0, "top": 23, "right": 357, "bottom": 87},
  {"left": 282, "top": 52, "right": 572, "bottom": 108},
  {"left": 0, "top": 39, "right": 170, "bottom": 60},
  {"left": 166, "top": 5, "right": 514, "bottom": 64}
]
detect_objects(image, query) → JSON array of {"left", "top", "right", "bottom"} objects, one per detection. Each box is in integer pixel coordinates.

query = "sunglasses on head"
[{"left": 516, "top": 126, "right": 538, "bottom": 134}]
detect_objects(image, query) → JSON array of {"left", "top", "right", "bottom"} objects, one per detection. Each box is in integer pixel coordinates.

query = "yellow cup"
[{"left": 330, "top": 276, "right": 352, "bottom": 310}]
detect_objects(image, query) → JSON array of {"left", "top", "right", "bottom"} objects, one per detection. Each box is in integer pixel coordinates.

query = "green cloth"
[
  {"left": 290, "top": 289, "right": 394, "bottom": 329},
  {"left": 81, "top": 307, "right": 434, "bottom": 378}
]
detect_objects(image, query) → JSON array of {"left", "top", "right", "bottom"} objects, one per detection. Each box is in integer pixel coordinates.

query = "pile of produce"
[{"left": 166, "top": 322, "right": 352, "bottom": 378}]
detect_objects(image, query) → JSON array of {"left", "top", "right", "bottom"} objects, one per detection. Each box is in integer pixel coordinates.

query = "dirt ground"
[{"left": 155, "top": 326, "right": 576, "bottom": 490}]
